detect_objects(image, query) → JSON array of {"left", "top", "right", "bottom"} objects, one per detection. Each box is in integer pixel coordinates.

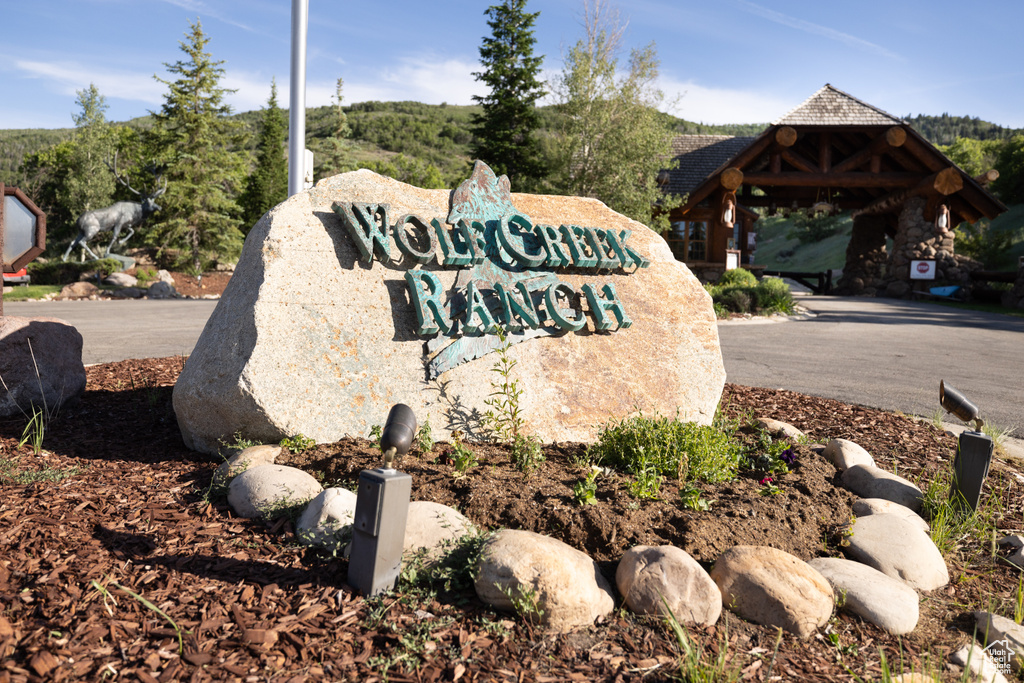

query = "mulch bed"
[{"left": 1, "top": 358, "right": 1022, "bottom": 682}]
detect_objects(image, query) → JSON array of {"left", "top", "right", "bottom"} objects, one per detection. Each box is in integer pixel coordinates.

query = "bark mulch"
[{"left": 1, "top": 358, "right": 1022, "bottom": 682}]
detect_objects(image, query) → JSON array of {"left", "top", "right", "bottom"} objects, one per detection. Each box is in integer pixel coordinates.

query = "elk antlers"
[{"left": 104, "top": 152, "right": 167, "bottom": 198}]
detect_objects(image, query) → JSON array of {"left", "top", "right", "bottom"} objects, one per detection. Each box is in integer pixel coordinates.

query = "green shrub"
[
  {"left": 717, "top": 288, "right": 753, "bottom": 314},
  {"left": 27, "top": 258, "right": 123, "bottom": 285},
  {"left": 588, "top": 411, "right": 741, "bottom": 484},
  {"left": 754, "top": 277, "right": 795, "bottom": 314},
  {"left": 717, "top": 268, "right": 758, "bottom": 288}
]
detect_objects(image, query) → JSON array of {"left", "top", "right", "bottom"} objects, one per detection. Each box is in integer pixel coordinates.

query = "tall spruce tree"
[
  {"left": 552, "top": 0, "right": 680, "bottom": 230},
  {"left": 240, "top": 79, "right": 288, "bottom": 227},
  {"left": 471, "top": 0, "right": 546, "bottom": 189},
  {"left": 148, "top": 19, "right": 248, "bottom": 274}
]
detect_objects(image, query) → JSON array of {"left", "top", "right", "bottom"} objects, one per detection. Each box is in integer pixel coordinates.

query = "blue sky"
[{"left": 3, "top": 0, "right": 1023, "bottom": 130}]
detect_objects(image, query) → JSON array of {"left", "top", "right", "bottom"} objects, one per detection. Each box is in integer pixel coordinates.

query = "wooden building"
[{"left": 661, "top": 85, "right": 1006, "bottom": 288}]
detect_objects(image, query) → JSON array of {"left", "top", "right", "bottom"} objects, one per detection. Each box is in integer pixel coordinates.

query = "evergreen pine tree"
[
  {"left": 471, "top": 0, "right": 546, "bottom": 189},
  {"left": 148, "top": 19, "right": 249, "bottom": 274},
  {"left": 240, "top": 79, "right": 288, "bottom": 227}
]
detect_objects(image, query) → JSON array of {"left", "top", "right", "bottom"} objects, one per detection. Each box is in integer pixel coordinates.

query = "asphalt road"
[
  {"left": 4, "top": 294, "right": 1021, "bottom": 432},
  {"left": 718, "top": 296, "right": 1024, "bottom": 433},
  {"left": 4, "top": 299, "right": 219, "bottom": 365}
]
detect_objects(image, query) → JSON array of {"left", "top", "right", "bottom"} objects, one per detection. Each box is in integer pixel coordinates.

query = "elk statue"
[{"left": 62, "top": 155, "right": 167, "bottom": 262}]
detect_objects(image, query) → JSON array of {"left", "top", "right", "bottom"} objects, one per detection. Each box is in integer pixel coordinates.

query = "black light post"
[{"left": 940, "top": 380, "right": 994, "bottom": 512}]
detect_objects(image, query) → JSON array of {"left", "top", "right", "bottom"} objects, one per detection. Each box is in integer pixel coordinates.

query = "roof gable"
[
  {"left": 773, "top": 84, "right": 904, "bottom": 126},
  {"left": 661, "top": 135, "right": 756, "bottom": 196}
]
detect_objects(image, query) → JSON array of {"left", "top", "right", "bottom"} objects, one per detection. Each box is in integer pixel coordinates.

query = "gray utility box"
[
  {"left": 952, "top": 430, "right": 993, "bottom": 512},
  {"left": 347, "top": 468, "right": 412, "bottom": 596}
]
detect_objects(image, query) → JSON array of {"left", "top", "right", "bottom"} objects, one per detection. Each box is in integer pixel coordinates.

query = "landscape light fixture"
[
  {"left": 939, "top": 380, "right": 993, "bottom": 512},
  {"left": 347, "top": 404, "right": 416, "bottom": 596}
]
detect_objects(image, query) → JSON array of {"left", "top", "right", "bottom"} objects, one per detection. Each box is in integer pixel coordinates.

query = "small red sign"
[{"left": 917, "top": 262, "right": 930, "bottom": 274}]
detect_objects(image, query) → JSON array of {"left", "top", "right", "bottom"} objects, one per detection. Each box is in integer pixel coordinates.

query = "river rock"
[
  {"left": 807, "top": 557, "right": 919, "bottom": 635},
  {"left": 173, "top": 164, "right": 726, "bottom": 454},
  {"left": 404, "top": 501, "right": 476, "bottom": 561},
  {"left": 0, "top": 316, "right": 86, "bottom": 418},
  {"left": 297, "top": 487, "right": 358, "bottom": 549},
  {"left": 475, "top": 529, "right": 614, "bottom": 633},
  {"left": 950, "top": 644, "right": 1009, "bottom": 683},
  {"left": 843, "top": 514, "right": 948, "bottom": 591},
  {"left": 755, "top": 418, "right": 804, "bottom": 440},
  {"left": 59, "top": 281, "right": 98, "bottom": 298},
  {"left": 616, "top": 545, "right": 721, "bottom": 626},
  {"left": 227, "top": 465, "right": 323, "bottom": 519},
  {"left": 974, "top": 611, "right": 1024, "bottom": 671},
  {"left": 710, "top": 545, "right": 833, "bottom": 639},
  {"left": 823, "top": 438, "right": 875, "bottom": 471},
  {"left": 852, "top": 498, "right": 929, "bottom": 532},
  {"left": 103, "top": 272, "right": 138, "bottom": 287},
  {"left": 213, "top": 444, "right": 283, "bottom": 487},
  {"left": 147, "top": 281, "right": 177, "bottom": 299},
  {"left": 840, "top": 464, "right": 923, "bottom": 512}
]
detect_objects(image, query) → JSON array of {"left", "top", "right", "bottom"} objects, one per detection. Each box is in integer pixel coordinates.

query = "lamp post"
[
  {"left": 940, "top": 380, "right": 993, "bottom": 512},
  {"left": 288, "top": 0, "right": 309, "bottom": 197},
  {"left": 348, "top": 404, "right": 417, "bottom": 596}
]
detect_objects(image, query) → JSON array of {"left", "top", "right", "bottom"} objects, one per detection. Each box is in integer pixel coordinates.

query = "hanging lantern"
[
  {"left": 721, "top": 195, "right": 735, "bottom": 227},
  {"left": 935, "top": 204, "right": 950, "bottom": 234}
]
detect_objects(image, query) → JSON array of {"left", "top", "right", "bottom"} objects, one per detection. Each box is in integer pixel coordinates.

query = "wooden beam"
[
  {"left": 974, "top": 169, "right": 999, "bottom": 186},
  {"left": 720, "top": 167, "right": 744, "bottom": 191},
  {"left": 851, "top": 167, "right": 964, "bottom": 217},
  {"left": 743, "top": 171, "right": 922, "bottom": 188},
  {"left": 819, "top": 131, "right": 832, "bottom": 172},
  {"left": 776, "top": 126, "right": 797, "bottom": 147},
  {"left": 780, "top": 149, "right": 818, "bottom": 174},
  {"left": 831, "top": 127, "right": 907, "bottom": 174}
]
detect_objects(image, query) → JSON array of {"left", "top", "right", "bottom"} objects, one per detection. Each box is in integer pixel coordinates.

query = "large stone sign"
[{"left": 173, "top": 162, "right": 725, "bottom": 454}]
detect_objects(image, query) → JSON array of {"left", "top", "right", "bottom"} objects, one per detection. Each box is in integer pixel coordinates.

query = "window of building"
[{"left": 667, "top": 221, "right": 707, "bottom": 262}]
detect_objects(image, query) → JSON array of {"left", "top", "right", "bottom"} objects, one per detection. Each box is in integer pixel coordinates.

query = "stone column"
[
  {"left": 836, "top": 214, "right": 888, "bottom": 296},
  {"left": 881, "top": 197, "right": 974, "bottom": 298},
  {"left": 1002, "top": 260, "right": 1024, "bottom": 310}
]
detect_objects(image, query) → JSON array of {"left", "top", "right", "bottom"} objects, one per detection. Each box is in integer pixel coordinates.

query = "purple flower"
[{"left": 780, "top": 448, "right": 797, "bottom": 465}]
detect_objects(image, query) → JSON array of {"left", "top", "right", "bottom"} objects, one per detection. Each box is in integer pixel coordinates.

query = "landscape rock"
[
  {"left": 297, "top": 487, "right": 358, "bottom": 549},
  {"left": 404, "top": 501, "right": 476, "bottom": 561},
  {"left": 950, "top": 644, "right": 1009, "bottom": 683},
  {"left": 157, "top": 269, "right": 175, "bottom": 285},
  {"left": 0, "top": 316, "right": 86, "bottom": 418},
  {"left": 616, "top": 545, "right": 721, "bottom": 626},
  {"left": 147, "top": 281, "right": 177, "bottom": 299},
  {"left": 755, "top": 418, "right": 804, "bottom": 440},
  {"left": 475, "top": 529, "right": 614, "bottom": 633},
  {"left": 173, "top": 166, "right": 726, "bottom": 454},
  {"left": 852, "top": 498, "right": 929, "bottom": 532},
  {"left": 974, "top": 611, "right": 1024, "bottom": 671},
  {"left": 103, "top": 272, "right": 138, "bottom": 287},
  {"left": 710, "top": 545, "right": 833, "bottom": 639},
  {"left": 807, "top": 557, "right": 919, "bottom": 635},
  {"left": 840, "top": 464, "right": 923, "bottom": 512},
  {"left": 59, "top": 282, "right": 98, "bottom": 299},
  {"left": 227, "top": 465, "right": 323, "bottom": 519},
  {"left": 109, "top": 287, "right": 145, "bottom": 299},
  {"left": 843, "top": 513, "right": 948, "bottom": 591},
  {"left": 213, "top": 444, "right": 283, "bottom": 488},
  {"left": 823, "top": 438, "right": 875, "bottom": 471}
]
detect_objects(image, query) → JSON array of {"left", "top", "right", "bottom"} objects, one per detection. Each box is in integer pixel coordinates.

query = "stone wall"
[
  {"left": 1003, "top": 268, "right": 1024, "bottom": 310},
  {"left": 836, "top": 214, "right": 888, "bottom": 296},
  {"left": 880, "top": 197, "right": 978, "bottom": 298}
]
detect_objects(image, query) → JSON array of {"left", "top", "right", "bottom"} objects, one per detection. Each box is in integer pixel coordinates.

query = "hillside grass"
[{"left": 752, "top": 214, "right": 853, "bottom": 272}]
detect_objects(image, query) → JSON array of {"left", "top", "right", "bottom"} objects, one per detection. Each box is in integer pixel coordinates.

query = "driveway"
[
  {"left": 4, "top": 299, "right": 219, "bottom": 365},
  {"left": 717, "top": 296, "right": 1024, "bottom": 433}
]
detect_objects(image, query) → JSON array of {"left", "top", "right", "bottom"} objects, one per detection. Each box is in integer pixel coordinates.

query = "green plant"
[
  {"left": 510, "top": 432, "right": 544, "bottom": 473},
  {"left": 717, "top": 267, "right": 758, "bottom": 288},
  {"left": 217, "top": 430, "right": 262, "bottom": 453},
  {"left": 663, "top": 598, "right": 740, "bottom": 682},
  {"left": 679, "top": 482, "right": 713, "bottom": 511},
  {"left": 26, "top": 257, "right": 124, "bottom": 285},
  {"left": 755, "top": 277, "right": 795, "bottom": 315},
  {"left": 1014, "top": 577, "right": 1024, "bottom": 624},
  {"left": 482, "top": 330, "right": 527, "bottom": 443},
  {"left": 18, "top": 405, "right": 46, "bottom": 455},
  {"left": 919, "top": 461, "right": 1002, "bottom": 557},
  {"left": 758, "top": 476, "right": 782, "bottom": 496},
  {"left": 588, "top": 409, "right": 741, "bottom": 485},
  {"left": 369, "top": 424, "right": 383, "bottom": 449},
  {"left": 92, "top": 579, "right": 187, "bottom": 654},
  {"left": 572, "top": 467, "right": 600, "bottom": 505},
  {"left": 134, "top": 267, "right": 158, "bottom": 286},
  {"left": 279, "top": 433, "right": 315, "bottom": 454},
  {"left": 416, "top": 417, "right": 434, "bottom": 453},
  {"left": 450, "top": 432, "right": 478, "bottom": 477},
  {"left": 628, "top": 453, "right": 663, "bottom": 500},
  {"left": 497, "top": 583, "right": 544, "bottom": 624}
]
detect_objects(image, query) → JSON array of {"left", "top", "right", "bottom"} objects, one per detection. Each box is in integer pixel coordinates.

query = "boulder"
[
  {"left": 475, "top": 529, "right": 614, "bottom": 633},
  {"left": 852, "top": 498, "right": 929, "bottom": 532},
  {"left": 950, "top": 644, "right": 1009, "bottom": 683},
  {"left": 807, "top": 557, "right": 919, "bottom": 635},
  {"left": 843, "top": 514, "right": 948, "bottom": 591},
  {"left": 404, "top": 501, "right": 476, "bottom": 561},
  {"left": 157, "top": 269, "right": 175, "bottom": 285},
  {"left": 109, "top": 287, "right": 145, "bottom": 299},
  {"left": 213, "top": 444, "right": 283, "bottom": 488},
  {"left": 0, "top": 317, "right": 86, "bottom": 418},
  {"left": 974, "top": 611, "right": 1024, "bottom": 672},
  {"left": 173, "top": 164, "right": 726, "bottom": 454},
  {"left": 59, "top": 282, "right": 98, "bottom": 299},
  {"left": 840, "top": 464, "right": 923, "bottom": 512},
  {"left": 147, "top": 281, "right": 177, "bottom": 299},
  {"left": 227, "top": 465, "right": 323, "bottom": 519},
  {"left": 823, "top": 439, "right": 875, "bottom": 471},
  {"left": 710, "top": 545, "right": 833, "bottom": 639},
  {"left": 297, "top": 487, "right": 358, "bottom": 549},
  {"left": 755, "top": 418, "right": 804, "bottom": 440},
  {"left": 103, "top": 272, "right": 138, "bottom": 287},
  {"left": 616, "top": 545, "right": 721, "bottom": 626}
]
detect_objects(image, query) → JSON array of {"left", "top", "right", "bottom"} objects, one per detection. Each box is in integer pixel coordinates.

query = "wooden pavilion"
[{"left": 661, "top": 84, "right": 1006, "bottom": 294}]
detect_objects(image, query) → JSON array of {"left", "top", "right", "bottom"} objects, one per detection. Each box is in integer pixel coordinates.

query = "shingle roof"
[
  {"left": 661, "top": 135, "right": 756, "bottom": 196},
  {"left": 773, "top": 84, "right": 904, "bottom": 126}
]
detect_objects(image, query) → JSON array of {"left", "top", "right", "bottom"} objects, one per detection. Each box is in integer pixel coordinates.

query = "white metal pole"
[{"left": 288, "top": 0, "right": 309, "bottom": 196}]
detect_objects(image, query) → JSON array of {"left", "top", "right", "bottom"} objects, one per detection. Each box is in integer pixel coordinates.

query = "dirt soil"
[{"left": 2, "top": 358, "right": 1023, "bottom": 682}]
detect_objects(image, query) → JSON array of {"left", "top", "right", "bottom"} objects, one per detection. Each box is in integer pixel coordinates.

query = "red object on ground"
[{"left": 2, "top": 267, "right": 30, "bottom": 284}]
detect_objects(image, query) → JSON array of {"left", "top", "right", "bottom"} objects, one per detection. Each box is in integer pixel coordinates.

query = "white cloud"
[
  {"left": 338, "top": 57, "right": 483, "bottom": 106},
  {"left": 15, "top": 59, "right": 165, "bottom": 105},
  {"left": 660, "top": 79, "right": 793, "bottom": 125}
]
